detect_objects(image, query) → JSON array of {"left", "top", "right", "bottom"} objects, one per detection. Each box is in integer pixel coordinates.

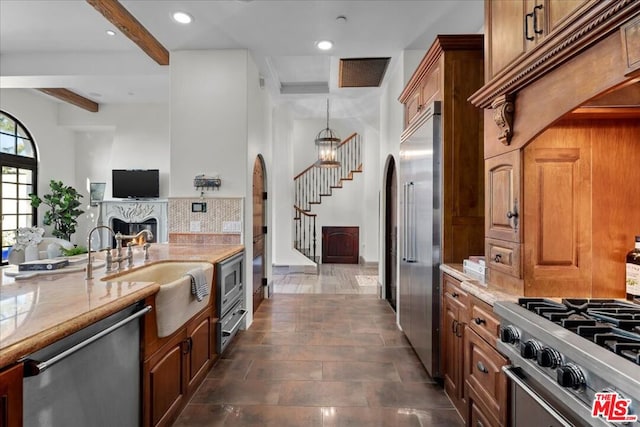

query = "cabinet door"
[
  {"left": 441, "top": 274, "right": 468, "bottom": 421},
  {"left": 186, "top": 312, "right": 212, "bottom": 394},
  {"left": 523, "top": 138, "right": 592, "bottom": 296},
  {"left": 143, "top": 332, "right": 187, "bottom": 427},
  {"left": 487, "top": 0, "right": 527, "bottom": 78},
  {"left": 486, "top": 150, "right": 521, "bottom": 243},
  {"left": 0, "top": 364, "right": 23, "bottom": 427},
  {"left": 405, "top": 90, "right": 421, "bottom": 128},
  {"left": 546, "top": 0, "right": 590, "bottom": 32},
  {"left": 465, "top": 329, "right": 509, "bottom": 427}
]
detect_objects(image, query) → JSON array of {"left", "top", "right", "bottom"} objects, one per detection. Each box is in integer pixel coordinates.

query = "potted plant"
[{"left": 30, "top": 180, "right": 85, "bottom": 241}]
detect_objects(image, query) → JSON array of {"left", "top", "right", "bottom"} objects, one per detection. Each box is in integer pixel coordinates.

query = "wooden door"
[
  {"left": 384, "top": 159, "right": 397, "bottom": 310},
  {"left": 485, "top": 150, "right": 522, "bottom": 243},
  {"left": 252, "top": 156, "right": 266, "bottom": 312},
  {"left": 322, "top": 226, "right": 359, "bottom": 264}
]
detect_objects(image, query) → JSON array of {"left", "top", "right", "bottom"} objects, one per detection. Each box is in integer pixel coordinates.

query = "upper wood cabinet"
[
  {"left": 486, "top": 0, "right": 591, "bottom": 79},
  {"left": 399, "top": 34, "right": 485, "bottom": 264}
]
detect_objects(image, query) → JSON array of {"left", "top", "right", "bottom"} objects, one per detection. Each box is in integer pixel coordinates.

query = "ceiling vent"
[{"left": 339, "top": 57, "right": 391, "bottom": 88}]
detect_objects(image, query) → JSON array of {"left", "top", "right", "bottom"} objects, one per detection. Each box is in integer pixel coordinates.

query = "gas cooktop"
[{"left": 518, "top": 298, "right": 640, "bottom": 365}]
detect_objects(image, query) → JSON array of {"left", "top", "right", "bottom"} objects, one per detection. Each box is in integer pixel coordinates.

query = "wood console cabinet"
[
  {"left": 0, "top": 363, "right": 22, "bottom": 427},
  {"left": 142, "top": 299, "right": 218, "bottom": 427}
]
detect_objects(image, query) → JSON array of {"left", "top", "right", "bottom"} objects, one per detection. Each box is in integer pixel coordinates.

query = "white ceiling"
[{"left": 0, "top": 0, "right": 484, "bottom": 124}]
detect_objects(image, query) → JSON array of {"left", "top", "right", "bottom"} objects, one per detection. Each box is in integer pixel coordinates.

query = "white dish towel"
[{"left": 187, "top": 268, "right": 209, "bottom": 302}]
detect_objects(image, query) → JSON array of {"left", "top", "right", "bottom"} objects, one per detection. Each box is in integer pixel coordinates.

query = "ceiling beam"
[
  {"left": 86, "top": 0, "right": 170, "bottom": 66},
  {"left": 37, "top": 88, "right": 100, "bottom": 112}
]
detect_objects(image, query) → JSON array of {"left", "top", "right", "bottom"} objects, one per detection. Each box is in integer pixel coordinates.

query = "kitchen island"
[
  {"left": 0, "top": 243, "right": 243, "bottom": 427},
  {"left": 0, "top": 243, "right": 243, "bottom": 368}
]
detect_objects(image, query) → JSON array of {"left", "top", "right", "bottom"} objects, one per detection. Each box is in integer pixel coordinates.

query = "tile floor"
[{"left": 173, "top": 265, "right": 462, "bottom": 427}]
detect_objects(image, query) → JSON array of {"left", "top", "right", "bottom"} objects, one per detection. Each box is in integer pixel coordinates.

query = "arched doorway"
[
  {"left": 384, "top": 156, "right": 397, "bottom": 311},
  {"left": 252, "top": 155, "right": 267, "bottom": 312}
]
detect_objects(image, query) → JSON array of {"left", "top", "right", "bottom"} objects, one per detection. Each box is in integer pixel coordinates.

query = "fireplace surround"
[{"left": 98, "top": 200, "right": 168, "bottom": 248}]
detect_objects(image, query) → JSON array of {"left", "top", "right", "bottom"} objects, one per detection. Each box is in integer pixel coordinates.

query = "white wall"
[
  {"left": 170, "top": 50, "right": 248, "bottom": 197},
  {"left": 0, "top": 89, "right": 78, "bottom": 242}
]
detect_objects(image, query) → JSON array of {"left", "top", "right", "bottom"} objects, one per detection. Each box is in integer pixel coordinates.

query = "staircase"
[{"left": 293, "top": 133, "right": 362, "bottom": 268}]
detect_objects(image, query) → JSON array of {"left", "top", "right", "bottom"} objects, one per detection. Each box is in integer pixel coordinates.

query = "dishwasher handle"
[{"left": 23, "top": 305, "right": 152, "bottom": 377}]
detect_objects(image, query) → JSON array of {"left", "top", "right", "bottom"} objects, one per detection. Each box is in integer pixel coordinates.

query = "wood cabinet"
[
  {"left": 465, "top": 297, "right": 509, "bottom": 426},
  {"left": 0, "top": 363, "right": 22, "bottom": 427},
  {"left": 485, "top": 150, "right": 521, "bottom": 243},
  {"left": 486, "top": 0, "right": 591, "bottom": 79},
  {"left": 399, "top": 34, "right": 485, "bottom": 265},
  {"left": 441, "top": 274, "right": 469, "bottom": 422},
  {"left": 142, "top": 300, "right": 218, "bottom": 427},
  {"left": 441, "top": 273, "right": 510, "bottom": 425}
]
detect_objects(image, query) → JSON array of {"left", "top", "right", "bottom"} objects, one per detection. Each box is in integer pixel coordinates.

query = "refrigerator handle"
[
  {"left": 407, "top": 182, "right": 416, "bottom": 263},
  {"left": 402, "top": 182, "right": 408, "bottom": 261}
]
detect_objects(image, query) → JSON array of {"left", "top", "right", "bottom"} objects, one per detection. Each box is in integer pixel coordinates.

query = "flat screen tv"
[{"left": 112, "top": 169, "right": 159, "bottom": 199}]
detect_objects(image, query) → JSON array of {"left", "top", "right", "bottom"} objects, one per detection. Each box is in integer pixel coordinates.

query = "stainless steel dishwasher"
[{"left": 21, "top": 302, "right": 151, "bottom": 427}]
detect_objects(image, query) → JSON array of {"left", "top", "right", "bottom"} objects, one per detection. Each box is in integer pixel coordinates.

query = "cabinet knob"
[
  {"left": 494, "top": 254, "right": 502, "bottom": 263},
  {"left": 452, "top": 292, "right": 459, "bottom": 298},
  {"left": 506, "top": 210, "right": 518, "bottom": 219}
]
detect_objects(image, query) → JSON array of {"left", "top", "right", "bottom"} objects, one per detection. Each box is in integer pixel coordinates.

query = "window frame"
[{"left": 0, "top": 110, "right": 38, "bottom": 264}]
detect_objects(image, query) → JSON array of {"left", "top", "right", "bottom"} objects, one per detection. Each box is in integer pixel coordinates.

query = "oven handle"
[
  {"left": 502, "top": 366, "right": 573, "bottom": 427},
  {"left": 23, "top": 305, "right": 152, "bottom": 377},
  {"left": 222, "top": 308, "right": 248, "bottom": 336}
]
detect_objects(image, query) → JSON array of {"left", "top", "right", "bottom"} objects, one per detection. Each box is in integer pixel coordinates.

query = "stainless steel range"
[{"left": 495, "top": 298, "right": 640, "bottom": 427}]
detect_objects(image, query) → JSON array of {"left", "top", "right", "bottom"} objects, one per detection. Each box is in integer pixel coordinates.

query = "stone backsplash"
[{"left": 168, "top": 197, "right": 242, "bottom": 244}]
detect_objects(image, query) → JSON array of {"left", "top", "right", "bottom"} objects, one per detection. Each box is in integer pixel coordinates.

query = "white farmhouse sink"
[{"left": 102, "top": 262, "right": 214, "bottom": 337}]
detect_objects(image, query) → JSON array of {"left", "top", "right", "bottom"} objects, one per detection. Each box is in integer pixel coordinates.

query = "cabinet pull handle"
[
  {"left": 452, "top": 319, "right": 458, "bottom": 334},
  {"left": 533, "top": 4, "right": 544, "bottom": 35},
  {"left": 452, "top": 292, "right": 459, "bottom": 298},
  {"left": 477, "top": 361, "right": 489, "bottom": 374},
  {"left": 456, "top": 322, "right": 465, "bottom": 338},
  {"left": 477, "top": 421, "right": 485, "bottom": 427},
  {"left": 474, "top": 317, "right": 486, "bottom": 326},
  {"left": 507, "top": 198, "right": 519, "bottom": 231},
  {"left": 494, "top": 254, "right": 502, "bottom": 263},
  {"left": 182, "top": 337, "right": 192, "bottom": 354},
  {"left": 524, "top": 11, "right": 535, "bottom": 41}
]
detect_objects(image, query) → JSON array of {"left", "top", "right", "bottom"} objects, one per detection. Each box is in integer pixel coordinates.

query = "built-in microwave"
[{"left": 216, "top": 251, "right": 244, "bottom": 318}]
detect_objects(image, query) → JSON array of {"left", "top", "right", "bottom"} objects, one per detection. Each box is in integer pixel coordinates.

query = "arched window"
[{"left": 0, "top": 111, "right": 38, "bottom": 263}]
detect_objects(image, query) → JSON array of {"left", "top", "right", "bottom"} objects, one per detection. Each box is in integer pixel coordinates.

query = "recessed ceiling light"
[
  {"left": 316, "top": 40, "right": 333, "bottom": 51},
  {"left": 172, "top": 11, "right": 193, "bottom": 24},
  {"left": 106, "top": 30, "right": 116, "bottom": 36}
]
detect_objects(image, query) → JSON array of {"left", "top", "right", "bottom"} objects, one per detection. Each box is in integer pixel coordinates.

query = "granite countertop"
[
  {"left": 440, "top": 263, "right": 519, "bottom": 305},
  {"left": 0, "top": 243, "right": 243, "bottom": 368}
]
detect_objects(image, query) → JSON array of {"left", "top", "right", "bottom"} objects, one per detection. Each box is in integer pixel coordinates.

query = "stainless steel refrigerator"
[{"left": 399, "top": 101, "right": 441, "bottom": 379}]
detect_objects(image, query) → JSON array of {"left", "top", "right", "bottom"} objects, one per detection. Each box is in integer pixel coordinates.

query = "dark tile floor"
[{"left": 173, "top": 270, "right": 462, "bottom": 427}]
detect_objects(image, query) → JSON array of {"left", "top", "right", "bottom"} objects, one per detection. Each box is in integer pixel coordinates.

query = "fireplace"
[{"left": 98, "top": 200, "right": 168, "bottom": 248}]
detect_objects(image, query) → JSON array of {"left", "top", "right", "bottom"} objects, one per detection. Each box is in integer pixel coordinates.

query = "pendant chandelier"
[{"left": 314, "top": 99, "right": 341, "bottom": 168}]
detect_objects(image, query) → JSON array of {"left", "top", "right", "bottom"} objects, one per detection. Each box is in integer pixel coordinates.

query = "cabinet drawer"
[
  {"left": 443, "top": 273, "right": 469, "bottom": 307},
  {"left": 468, "top": 383, "right": 502, "bottom": 427},
  {"left": 465, "top": 329, "right": 508, "bottom": 426},
  {"left": 469, "top": 296, "right": 501, "bottom": 345},
  {"left": 486, "top": 238, "right": 521, "bottom": 278}
]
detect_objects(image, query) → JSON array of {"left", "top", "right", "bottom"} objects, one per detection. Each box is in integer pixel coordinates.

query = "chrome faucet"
[
  {"left": 86, "top": 225, "right": 116, "bottom": 280},
  {"left": 113, "top": 229, "right": 154, "bottom": 269}
]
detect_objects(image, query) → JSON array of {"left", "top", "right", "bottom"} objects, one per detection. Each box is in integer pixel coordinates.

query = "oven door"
[{"left": 503, "top": 366, "right": 574, "bottom": 427}]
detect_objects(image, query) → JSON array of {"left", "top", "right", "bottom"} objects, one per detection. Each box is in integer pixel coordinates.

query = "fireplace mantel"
[{"left": 98, "top": 199, "right": 168, "bottom": 245}]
